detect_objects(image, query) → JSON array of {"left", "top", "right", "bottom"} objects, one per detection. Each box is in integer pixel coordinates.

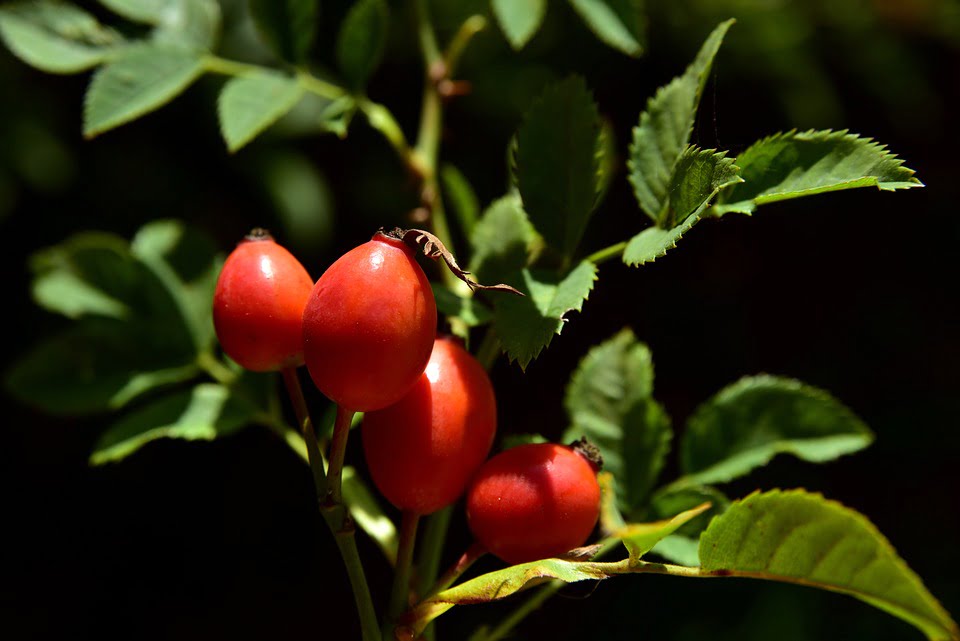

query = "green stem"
[
  {"left": 326, "top": 507, "right": 383, "bottom": 641},
  {"left": 201, "top": 55, "right": 266, "bottom": 77},
  {"left": 327, "top": 405, "right": 354, "bottom": 505},
  {"left": 280, "top": 368, "right": 327, "bottom": 497},
  {"left": 475, "top": 330, "right": 502, "bottom": 371},
  {"left": 585, "top": 241, "right": 627, "bottom": 266},
  {"left": 295, "top": 68, "right": 348, "bottom": 100},
  {"left": 358, "top": 98, "right": 413, "bottom": 167},
  {"left": 385, "top": 511, "right": 421, "bottom": 638},
  {"left": 444, "top": 16, "right": 487, "bottom": 77},
  {"left": 424, "top": 542, "right": 486, "bottom": 599},
  {"left": 415, "top": 506, "right": 454, "bottom": 597},
  {"left": 196, "top": 351, "right": 237, "bottom": 385}
]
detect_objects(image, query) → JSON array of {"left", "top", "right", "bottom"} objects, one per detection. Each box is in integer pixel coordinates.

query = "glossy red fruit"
[
  {"left": 466, "top": 443, "right": 601, "bottom": 564},
  {"left": 213, "top": 229, "right": 313, "bottom": 372},
  {"left": 362, "top": 337, "right": 497, "bottom": 515},
  {"left": 302, "top": 231, "right": 437, "bottom": 412}
]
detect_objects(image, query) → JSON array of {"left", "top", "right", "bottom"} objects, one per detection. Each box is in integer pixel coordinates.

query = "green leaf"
[
  {"left": 663, "top": 146, "right": 742, "bottom": 226},
  {"left": 98, "top": 0, "right": 168, "bottom": 23},
  {"left": 648, "top": 485, "right": 730, "bottom": 566},
  {"left": 440, "top": 164, "right": 480, "bottom": 236},
  {"left": 493, "top": 261, "right": 597, "bottom": 369},
  {"left": 0, "top": 1, "right": 120, "bottom": 74},
  {"left": 217, "top": 72, "right": 305, "bottom": 152},
  {"left": 432, "top": 285, "right": 492, "bottom": 328},
  {"left": 491, "top": 0, "right": 546, "bottom": 50},
  {"left": 130, "top": 219, "right": 223, "bottom": 354},
  {"left": 681, "top": 375, "right": 874, "bottom": 484},
  {"left": 90, "top": 383, "right": 257, "bottom": 464},
  {"left": 716, "top": 129, "right": 923, "bottom": 215},
  {"left": 150, "top": 0, "right": 220, "bottom": 52},
  {"left": 628, "top": 19, "right": 733, "bottom": 224},
  {"left": 6, "top": 321, "right": 199, "bottom": 415},
  {"left": 621, "top": 146, "right": 740, "bottom": 266},
  {"left": 621, "top": 207, "right": 700, "bottom": 266},
  {"left": 615, "top": 502, "right": 711, "bottom": 563},
  {"left": 562, "top": 330, "right": 671, "bottom": 513},
  {"left": 83, "top": 44, "right": 204, "bottom": 138},
  {"left": 700, "top": 490, "right": 959, "bottom": 641},
  {"left": 515, "top": 76, "right": 602, "bottom": 257},
  {"left": 342, "top": 466, "right": 399, "bottom": 565},
  {"left": 468, "top": 194, "right": 536, "bottom": 286},
  {"left": 568, "top": 0, "right": 644, "bottom": 57},
  {"left": 336, "top": 0, "right": 389, "bottom": 89},
  {"left": 249, "top": 0, "right": 317, "bottom": 63}
]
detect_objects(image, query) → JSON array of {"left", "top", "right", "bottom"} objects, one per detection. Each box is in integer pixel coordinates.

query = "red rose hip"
[
  {"left": 302, "top": 231, "right": 437, "bottom": 412},
  {"left": 362, "top": 336, "right": 497, "bottom": 515},
  {"left": 213, "top": 229, "right": 313, "bottom": 372},
  {"left": 466, "top": 442, "right": 601, "bottom": 564}
]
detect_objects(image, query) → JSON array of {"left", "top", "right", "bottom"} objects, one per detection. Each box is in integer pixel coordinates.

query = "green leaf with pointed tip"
[
  {"left": 6, "top": 321, "right": 199, "bottom": 415},
  {"left": 491, "top": 0, "right": 546, "bottom": 50},
  {"left": 249, "top": 0, "right": 316, "bottom": 63},
  {"left": 218, "top": 72, "right": 305, "bottom": 152},
  {"left": 342, "top": 466, "right": 399, "bottom": 565},
  {"left": 0, "top": 1, "right": 120, "bottom": 74},
  {"left": 700, "top": 490, "right": 959, "bottom": 641},
  {"left": 440, "top": 164, "right": 480, "bottom": 236},
  {"left": 628, "top": 19, "right": 733, "bottom": 223},
  {"left": 681, "top": 375, "right": 874, "bottom": 485},
  {"left": 715, "top": 129, "right": 923, "bottom": 215},
  {"left": 516, "top": 76, "right": 602, "bottom": 257},
  {"left": 615, "top": 502, "right": 711, "bottom": 562},
  {"left": 622, "top": 207, "right": 700, "bottom": 266},
  {"left": 562, "top": 330, "right": 670, "bottom": 513},
  {"left": 469, "top": 194, "right": 536, "bottom": 286},
  {"left": 648, "top": 485, "right": 730, "bottom": 566},
  {"left": 90, "top": 383, "right": 257, "bottom": 464},
  {"left": 493, "top": 261, "right": 597, "bottom": 369},
  {"left": 568, "top": 0, "right": 644, "bottom": 57},
  {"left": 336, "top": 0, "right": 388, "bottom": 89},
  {"left": 621, "top": 146, "right": 738, "bottom": 266},
  {"left": 83, "top": 45, "right": 204, "bottom": 138},
  {"left": 664, "top": 146, "right": 742, "bottom": 226}
]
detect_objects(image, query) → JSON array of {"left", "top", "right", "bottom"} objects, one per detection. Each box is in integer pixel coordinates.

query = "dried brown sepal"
[
  {"left": 557, "top": 543, "right": 605, "bottom": 561},
  {"left": 569, "top": 437, "right": 604, "bottom": 472},
  {"left": 400, "top": 228, "right": 525, "bottom": 296}
]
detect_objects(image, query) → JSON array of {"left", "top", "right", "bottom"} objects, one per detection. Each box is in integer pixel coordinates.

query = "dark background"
[{"left": 2, "top": 0, "right": 958, "bottom": 639}]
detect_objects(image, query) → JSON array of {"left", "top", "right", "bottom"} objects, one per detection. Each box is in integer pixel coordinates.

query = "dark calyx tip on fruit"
[
  {"left": 376, "top": 226, "right": 407, "bottom": 241},
  {"left": 244, "top": 227, "right": 274, "bottom": 242},
  {"left": 569, "top": 437, "right": 603, "bottom": 472}
]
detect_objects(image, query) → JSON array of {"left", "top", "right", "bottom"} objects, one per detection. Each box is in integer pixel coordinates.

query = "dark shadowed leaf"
[
  {"left": 249, "top": 0, "right": 317, "bottom": 63},
  {"left": 469, "top": 194, "right": 536, "bottom": 286},
  {"left": 516, "top": 76, "right": 601, "bottom": 257},
  {"left": 336, "top": 0, "right": 388, "bottom": 89},
  {"left": 681, "top": 375, "right": 874, "bottom": 484}
]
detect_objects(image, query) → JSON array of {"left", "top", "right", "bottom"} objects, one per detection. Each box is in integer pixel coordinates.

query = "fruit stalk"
[{"left": 384, "top": 511, "right": 421, "bottom": 638}]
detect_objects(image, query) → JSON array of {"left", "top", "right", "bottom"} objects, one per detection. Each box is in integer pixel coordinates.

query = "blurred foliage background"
[{"left": 2, "top": 0, "right": 958, "bottom": 639}]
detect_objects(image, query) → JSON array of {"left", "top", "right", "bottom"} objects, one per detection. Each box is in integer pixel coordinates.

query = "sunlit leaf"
[
  {"left": 491, "top": 0, "right": 546, "bottom": 50},
  {"left": 218, "top": 72, "right": 305, "bottom": 152},
  {"left": 568, "top": 0, "right": 644, "bottom": 57},
  {"left": 700, "top": 490, "right": 959, "bottom": 641}
]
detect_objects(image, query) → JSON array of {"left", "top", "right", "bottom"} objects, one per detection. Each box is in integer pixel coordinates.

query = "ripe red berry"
[
  {"left": 362, "top": 336, "right": 496, "bottom": 515},
  {"left": 213, "top": 229, "right": 313, "bottom": 372},
  {"left": 302, "top": 231, "right": 437, "bottom": 412},
  {"left": 466, "top": 443, "right": 601, "bottom": 564}
]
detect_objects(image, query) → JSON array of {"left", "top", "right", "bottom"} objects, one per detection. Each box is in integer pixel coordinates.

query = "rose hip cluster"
[{"left": 212, "top": 229, "right": 601, "bottom": 564}]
